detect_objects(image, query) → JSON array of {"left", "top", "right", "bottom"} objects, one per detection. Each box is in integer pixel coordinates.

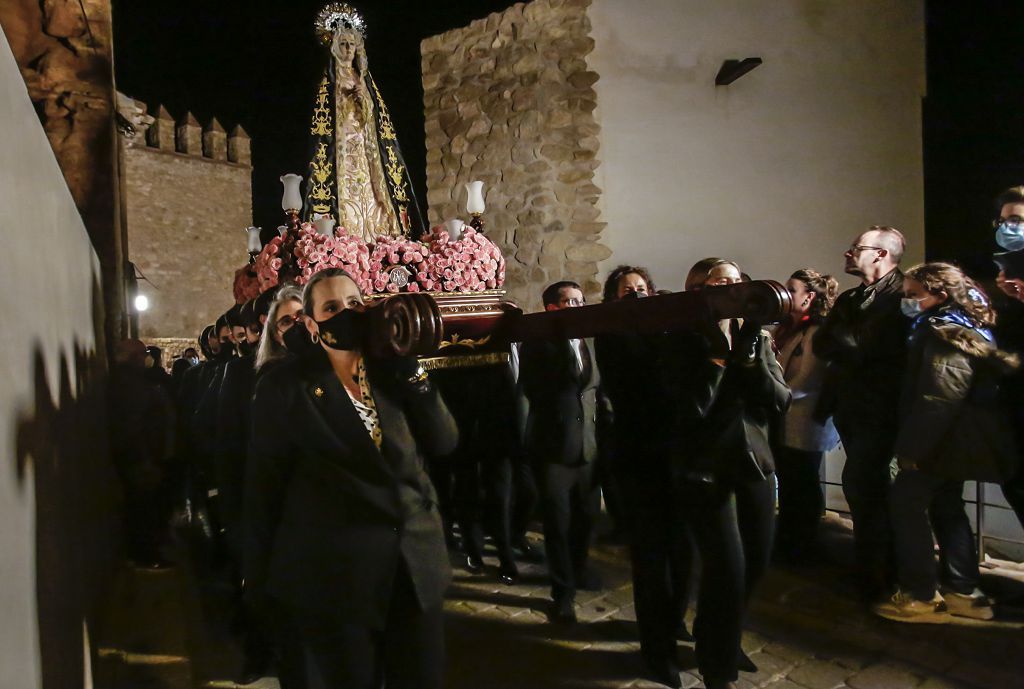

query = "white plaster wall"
[
  {"left": 0, "top": 28, "right": 101, "bottom": 689},
  {"left": 587, "top": 1, "right": 1024, "bottom": 556},
  {"left": 588, "top": 0, "right": 926, "bottom": 290}
]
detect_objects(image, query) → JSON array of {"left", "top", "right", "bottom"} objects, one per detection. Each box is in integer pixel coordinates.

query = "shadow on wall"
[{"left": 14, "top": 279, "right": 121, "bottom": 689}]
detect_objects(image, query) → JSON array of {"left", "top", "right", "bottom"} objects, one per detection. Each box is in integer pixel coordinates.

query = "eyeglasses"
[
  {"left": 563, "top": 297, "right": 586, "bottom": 307},
  {"left": 276, "top": 315, "right": 300, "bottom": 332},
  {"left": 993, "top": 216, "right": 1024, "bottom": 230},
  {"left": 846, "top": 245, "right": 884, "bottom": 254}
]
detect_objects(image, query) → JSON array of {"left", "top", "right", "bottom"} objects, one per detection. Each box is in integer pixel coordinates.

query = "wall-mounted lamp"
[
  {"left": 715, "top": 57, "right": 762, "bottom": 86},
  {"left": 134, "top": 294, "right": 150, "bottom": 312}
]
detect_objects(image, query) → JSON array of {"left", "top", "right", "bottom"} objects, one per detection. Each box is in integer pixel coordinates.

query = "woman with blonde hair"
[
  {"left": 873, "top": 262, "right": 1017, "bottom": 624},
  {"left": 254, "top": 284, "right": 304, "bottom": 373}
]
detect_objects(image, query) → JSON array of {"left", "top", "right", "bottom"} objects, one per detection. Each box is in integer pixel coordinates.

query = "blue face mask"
[
  {"left": 900, "top": 297, "right": 925, "bottom": 318},
  {"left": 996, "top": 220, "right": 1024, "bottom": 251}
]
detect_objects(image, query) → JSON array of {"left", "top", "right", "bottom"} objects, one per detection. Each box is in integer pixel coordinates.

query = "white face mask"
[{"left": 900, "top": 297, "right": 925, "bottom": 318}]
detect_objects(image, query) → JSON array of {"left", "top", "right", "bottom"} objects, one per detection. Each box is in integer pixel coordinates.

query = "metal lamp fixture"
[{"left": 715, "top": 57, "right": 762, "bottom": 86}]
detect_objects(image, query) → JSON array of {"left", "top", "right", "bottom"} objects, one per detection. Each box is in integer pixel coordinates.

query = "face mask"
[
  {"left": 315, "top": 309, "right": 367, "bottom": 351},
  {"left": 900, "top": 297, "right": 925, "bottom": 318},
  {"left": 621, "top": 290, "right": 647, "bottom": 300},
  {"left": 996, "top": 221, "right": 1024, "bottom": 251},
  {"left": 238, "top": 340, "right": 255, "bottom": 357},
  {"left": 188, "top": 356, "right": 200, "bottom": 366},
  {"left": 282, "top": 323, "right": 315, "bottom": 355}
]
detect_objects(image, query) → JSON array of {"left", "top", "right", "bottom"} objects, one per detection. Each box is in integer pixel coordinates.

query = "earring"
[
  {"left": 311, "top": 332, "right": 320, "bottom": 344},
  {"left": 802, "top": 299, "right": 810, "bottom": 307}
]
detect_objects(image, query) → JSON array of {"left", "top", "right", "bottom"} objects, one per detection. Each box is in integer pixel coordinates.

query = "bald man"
[{"left": 814, "top": 226, "right": 910, "bottom": 600}]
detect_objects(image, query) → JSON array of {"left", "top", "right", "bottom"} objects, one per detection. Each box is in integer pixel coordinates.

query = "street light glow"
[{"left": 134, "top": 294, "right": 150, "bottom": 312}]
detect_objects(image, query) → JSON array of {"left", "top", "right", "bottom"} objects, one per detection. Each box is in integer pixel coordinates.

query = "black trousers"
[
  {"left": 618, "top": 464, "right": 692, "bottom": 664},
  {"left": 683, "top": 475, "right": 775, "bottom": 685},
  {"left": 539, "top": 462, "right": 600, "bottom": 601},
  {"left": 835, "top": 419, "right": 897, "bottom": 589},
  {"left": 455, "top": 451, "right": 515, "bottom": 563},
  {"left": 889, "top": 470, "right": 979, "bottom": 600},
  {"left": 511, "top": 459, "right": 539, "bottom": 543},
  {"left": 773, "top": 445, "right": 825, "bottom": 559},
  {"left": 297, "top": 564, "right": 444, "bottom": 689}
]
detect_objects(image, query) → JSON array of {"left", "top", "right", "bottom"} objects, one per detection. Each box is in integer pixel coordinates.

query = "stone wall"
[
  {"left": 0, "top": 24, "right": 119, "bottom": 689},
  {"left": 421, "top": 0, "right": 609, "bottom": 312},
  {"left": 1, "top": 0, "right": 127, "bottom": 341},
  {"left": 119, "top": 99, "right": 253, "bottom": 340}
]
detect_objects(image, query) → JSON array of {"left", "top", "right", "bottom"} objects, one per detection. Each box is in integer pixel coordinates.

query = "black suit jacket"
[
  {"left": 244, "top": 349, "right": 457, "bottom": 630},
  {"left": 215, "top": 354, "right": 256, "bottom": 535},
  {"left": 520, "top": 337, "right": 600, "bottom": 465}
]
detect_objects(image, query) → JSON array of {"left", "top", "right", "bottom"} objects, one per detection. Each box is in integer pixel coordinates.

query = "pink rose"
[{"left": 407, "top": 283, "right": 420, "bottom": 293}]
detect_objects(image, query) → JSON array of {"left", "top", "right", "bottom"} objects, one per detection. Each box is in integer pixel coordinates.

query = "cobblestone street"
[{"left": 95, "top": 514, "right": 1024, "bottom": 689}]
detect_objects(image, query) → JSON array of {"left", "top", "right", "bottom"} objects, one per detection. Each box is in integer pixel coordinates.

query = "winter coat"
[{"left": 894, "top": 306, "right": 1019, "bottom": 483}]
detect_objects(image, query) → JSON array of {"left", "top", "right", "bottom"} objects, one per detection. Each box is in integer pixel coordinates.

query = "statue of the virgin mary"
[{"left": 305, "top": 3, "right": 426, "bottom": 241}]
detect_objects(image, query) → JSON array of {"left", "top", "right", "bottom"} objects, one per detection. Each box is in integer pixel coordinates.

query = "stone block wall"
[
  {"left": 421, "top": 0, "right": 610, "bottom": 312},
  {"left": 119, "top": 98, "right": 253, "bottom": 340}
]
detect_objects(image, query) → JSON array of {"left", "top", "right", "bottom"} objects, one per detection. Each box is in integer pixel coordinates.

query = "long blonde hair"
[{"left": 255, "top": 284, "right": 303, "bottom": 371}]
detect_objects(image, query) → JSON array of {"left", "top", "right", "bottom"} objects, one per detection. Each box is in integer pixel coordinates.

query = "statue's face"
[{"left": 331, "top": 30, "right": 359, "bottom": 64}]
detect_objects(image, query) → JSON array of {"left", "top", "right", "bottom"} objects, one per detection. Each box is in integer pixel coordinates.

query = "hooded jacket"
[{"left": 895, "top": 305, "right": 1019, "bottom": 482}]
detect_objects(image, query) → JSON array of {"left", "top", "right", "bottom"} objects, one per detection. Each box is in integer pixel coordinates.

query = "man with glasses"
[
  {"left": 815, "top": 226, "right": 909, "bottom": 601},
  {"left": 520, "top": 280, "right": 602, "bottom": 623},
  {"left": 989, "top": 188, "right": 1024, "bottom": 536}
]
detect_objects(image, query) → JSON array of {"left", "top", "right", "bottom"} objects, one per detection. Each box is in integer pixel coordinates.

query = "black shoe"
[
  {"left": 675, "top": 622, "right": 694, "bottom": 643},
  {"left": 645, "top": 656, "right": 682, "bottom": 688},
  {"left": 576, "top": 569, "right": 603, "bottom": 591},
  {"left": 738, "top": 650, "right": 758, "bottom": 673},
  {"left": 464, "top": 553, "right": 485, "bottom": 574},
  {"left": 498, "top": 561, "right": 519, "bottom": 586},
  {"left": 547, "top": 598, "right": 577, "bottom": 624},
  {"left": 513, "top": 537, "right": 544, "bottom": 563},
  {"left": 236, "top": 650, "right": 270, "bottom": 686}
]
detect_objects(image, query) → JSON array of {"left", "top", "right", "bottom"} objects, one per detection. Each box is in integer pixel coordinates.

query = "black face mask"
[
  {"left": 238, "top": 340, "right": 256, "bottom": 357},
  {"left": 215, "top": 339, "right": 236, "bottom": 361},
  {"left": 282, "top": 323, "right": 315, "bottom": 356},
  {"left": 621, "top": 290, "right": 647, "bottom": 300},
  {"left": 315, "top": 309, "right": 367, "bottom": 351}
]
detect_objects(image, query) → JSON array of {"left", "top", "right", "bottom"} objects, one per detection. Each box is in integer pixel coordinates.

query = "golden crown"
[{"left": 315, "top": 3, "right": 366, "bottom": 42}]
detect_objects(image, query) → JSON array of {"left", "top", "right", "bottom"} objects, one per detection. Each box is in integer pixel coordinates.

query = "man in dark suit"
[{"left": 520, "top": 281, "right": 601, "bottom": 623}]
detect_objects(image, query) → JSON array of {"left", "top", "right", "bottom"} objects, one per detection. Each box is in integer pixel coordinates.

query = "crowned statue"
[{"left": 305, "top": 3, "right": 426, "bottom": 242}]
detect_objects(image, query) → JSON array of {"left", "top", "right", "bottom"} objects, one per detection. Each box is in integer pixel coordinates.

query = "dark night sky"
[
  {"left": 111, "top": 1, "right": 1024, "bottom": 277},
  {"left": 111, "top": 0, "right": 517, "bottom": 233}
]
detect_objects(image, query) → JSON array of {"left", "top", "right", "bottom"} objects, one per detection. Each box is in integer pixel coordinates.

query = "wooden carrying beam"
[{"left": 364, "top": 281, "right": 792, "bottom": 359}]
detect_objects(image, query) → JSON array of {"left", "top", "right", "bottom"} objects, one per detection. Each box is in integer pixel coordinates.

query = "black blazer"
[
  {"left": 667, "top": 323, "right": 791, "bottom": 483},
  {"left": 520, "top": 337, "right": 600, "bottom": 465},
  {"left": 243, "top": 348, "right": 457, "bottom": 630},
  {"left": 215, "top": 354, "right": 257, "bottom": 530}
]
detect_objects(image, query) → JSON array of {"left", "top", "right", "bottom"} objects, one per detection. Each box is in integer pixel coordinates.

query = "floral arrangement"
[
  {"left": 425, "top": 226, "right": 505, "bottom": 291},
  {"left": 253, "top": 221, "right": 506, "bottom": 295},
  {"left": 369, "top": 235, "right": 432, "bottom": 293},
  {"left": 255, "top": 222, "right": 371, "bottom": 293},
  {"left": 233, "top": 264, "right": 261, "bottom": 304}
]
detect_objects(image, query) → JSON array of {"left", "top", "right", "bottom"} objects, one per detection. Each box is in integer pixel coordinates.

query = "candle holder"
[
  {"left": 280, "top": 173, "right": 304, "bottom": 233},
  {"left": 246, "top": 226, "right": 262, "bottom": 263},
  {"left": 464, "top": 180, "right": 486, "bottom": 234}
]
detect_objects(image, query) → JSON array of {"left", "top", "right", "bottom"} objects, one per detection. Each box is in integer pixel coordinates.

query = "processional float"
[{"left": 230, "top": 3, "right": 791, "bottom": 363}]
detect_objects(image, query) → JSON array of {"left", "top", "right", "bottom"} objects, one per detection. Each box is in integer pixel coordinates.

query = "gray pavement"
[{"left": 94, "top": 513, "right": 1024, "bottom": 689}]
